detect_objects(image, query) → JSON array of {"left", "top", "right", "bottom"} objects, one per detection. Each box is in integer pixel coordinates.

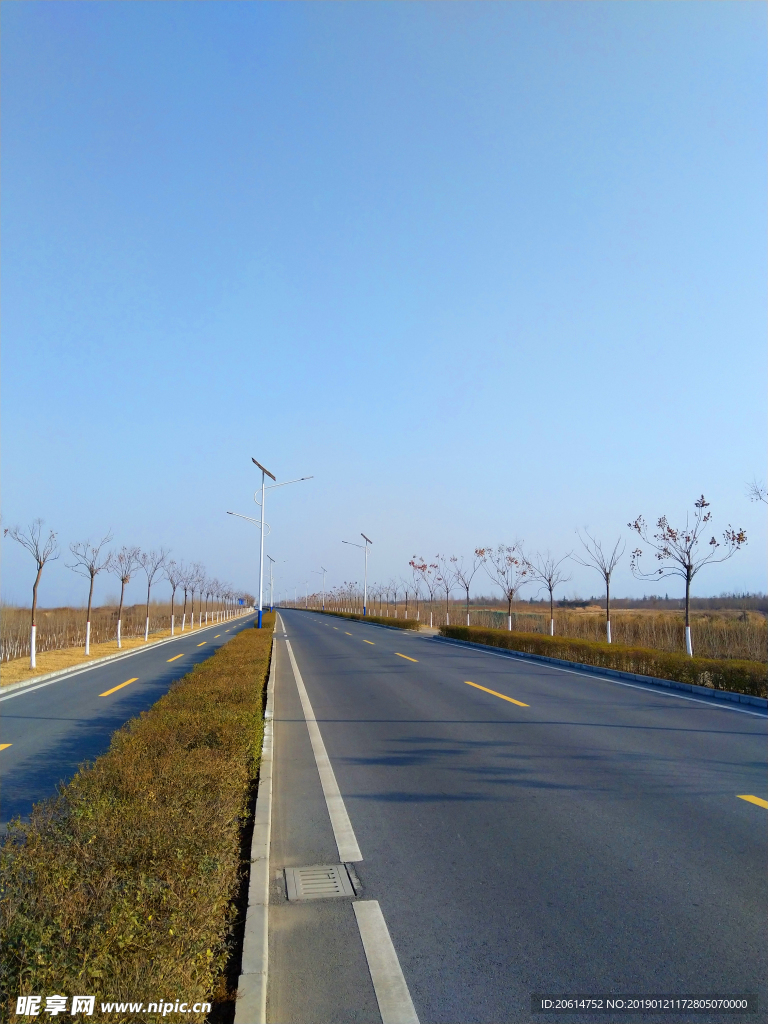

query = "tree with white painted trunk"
[
  {"left": 453, "top": 550, "right": 485, "bottom": 627},
  {"left": 138, "top": 548, "right": 168, "bottom": 641},
  {"left": 572, "top": 531, "right": 624, "bottom": 643},
  {"left": 164, "top": 559, "right": 184, "bottom": 636},
  {"left": 524, "top": 550, "right": 572, "bottom": 636},
  {"left": 435, "top": 554, "right": 458, "bottom": 627},
  {"left": 179, "top": 564, "right": 192, "bottom": 632},
  {"left": 67, "top": 533, "right": 113, "bottom": 656},
  {"left": 4, "top": 519, "right": 59, "bottom": 669},
  {"left": 108, "top": 545, "right": 141, "bottom": 648},
  {"left": 410, "top": 557, "right": 439, "bottom": 627},
  {"left": 629, "top": 496, "right": 747, "bottom": 656},
  {"left": 190, "top": 563, "right": 205, "bottom": 629},
  {"left": 481, "top": 543, "right": 529, "bottom": 630}
]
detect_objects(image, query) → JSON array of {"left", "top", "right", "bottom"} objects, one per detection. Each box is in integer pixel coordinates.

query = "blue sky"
[{"left": 2, "top": 1, "right": 765, "bottom": 608}]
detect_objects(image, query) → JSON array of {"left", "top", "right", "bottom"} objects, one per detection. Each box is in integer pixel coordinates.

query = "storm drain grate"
[{"left": 285, "top": 864, "right": 356, "bottom": 901}]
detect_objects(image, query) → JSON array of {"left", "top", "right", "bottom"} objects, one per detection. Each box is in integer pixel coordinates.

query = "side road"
[
  {"left": 0, "top": 609, "right": 253, "bottom": 696},
  {"left": 0, "top": 612, "right": 257, "bottom": 828}
]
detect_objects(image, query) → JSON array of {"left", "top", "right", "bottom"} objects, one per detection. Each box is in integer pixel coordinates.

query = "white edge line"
[
  {"left": 234, "top": 629, "right": 277, "bottom": 1024},
  {"left": 432, "top": 639, "right": 768, "bottom": 719},
  {"left": 282, "top": 620, "right": 363, "bottom": 862},
  {"left": 0, "top": 611, "right": 255, "bottom": 702},
  {"left": 353, "top": 901, "right": 419, "bottom": 1024}
]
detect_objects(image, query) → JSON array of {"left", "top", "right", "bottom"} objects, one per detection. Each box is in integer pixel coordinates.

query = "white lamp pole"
[
  {"left": 266, "top": 554, "right": 275, "bottom": 611},
  {"left": 342, "top": 533, "right": 372, "bottom": 615},
  {"left": 313, "top": 567, "right": 327, "bottom": 610}
]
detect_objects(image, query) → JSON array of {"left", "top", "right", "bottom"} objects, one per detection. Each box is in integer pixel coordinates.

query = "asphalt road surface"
[
  {"left": 268, "top": 609, "right": 767, "bottom": 1024},
  {"left": 0, "top": 613, "right": 256, "bottom": 829}
]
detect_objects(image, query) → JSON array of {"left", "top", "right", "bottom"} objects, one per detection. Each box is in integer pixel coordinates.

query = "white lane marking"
[
  {"left": 354, "top": 901, "right": 419, "bottom": 1024},
  {"left": 433, "top": 640, "right": 768, "bottom": 719},
  {"left": 281, "top": 623, "right": 363, "bottom": 862}
]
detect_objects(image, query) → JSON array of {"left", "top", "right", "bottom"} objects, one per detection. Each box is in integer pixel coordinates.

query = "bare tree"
[
  {"left": 164, "top": 559, "right": 184, "bottom": 636},
  {"left": 435, "top": 554, "right": 458, "bottom": 627},
  {"left": 572, "top": 531, "right": 624, "bottom": 643},
  {"left": 179, "top": 564, "right": 192, "bottom": 632},
  {"left": 453, "top": 551, "right": 485, "bottom": 627},
  {"left": 482, "top": 543, "right": 529, "bottom": 631},
  {"left": 4, "top": 519, "right": 59, "bottom": 669},
  {"left": 629, "top": 495, "right": 747, "bottom": 656},
  {"left": 524, "top": 551, "right": 572, "bottom": 636},
  {"left": 189, "top": 562, "right": 205, "bottom": 629},
  {"left": 68, "top": 532, "right": 113, "bottom": 655},
  {"left": 747, "top": 479, "right": 767, "bottom": 505},
  {"left": 138, "top": 548, "right": 168, "bottom": 641},
  {"left": 108, "top": 545, "right": 141, "bottom": 648},
  {"left": 410, "top": 557, "right": 439, "bottom": 628}
]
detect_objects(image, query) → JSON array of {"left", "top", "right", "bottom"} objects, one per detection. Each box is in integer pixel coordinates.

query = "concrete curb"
[
  {"left": 0, "top": 612, "right": 255, "bottom": 698},
  {"left": 431, "top": 635, "right": 768, "bottom": 710},
  {"left": 234, "top": 629, "right": 277, "bottom": 1024}
]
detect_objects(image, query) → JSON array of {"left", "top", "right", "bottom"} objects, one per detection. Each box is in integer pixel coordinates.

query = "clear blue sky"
[{"left": 2, "top": 1, "right": 765, "bottom": 608}]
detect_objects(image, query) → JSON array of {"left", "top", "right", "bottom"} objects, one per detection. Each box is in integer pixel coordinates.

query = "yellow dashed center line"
[
  {"left": 465, "top": 681, "right": 529, "bottom": 707},
  {"left": 362, "top": 640, "right": 375, "bottom": 645},
  {"left": 738, "top": 795, "right": 768, "bottom": 809},
  {"left": 197, "top": 642, "right": 206, "bottom": 647},
  {"left": 0, "top": 744, "right": 12, "bottom": 751},
  {"left": 100, "top": 678, "right": 139, "bottom": 697},
  {"left": 167, "top": 654, "right": 184, "bottom": 663},
  {"left": 345, "top": 632, "right": 353, "bottom": 635},
  {"left": 214, "top": 634, "right": 221, "bottom": 638},
  {"left": 395, "top": 653, "right": 418, "bottom": 662}
]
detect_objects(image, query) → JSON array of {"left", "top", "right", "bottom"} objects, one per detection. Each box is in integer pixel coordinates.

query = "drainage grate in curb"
[{"left": 285, "top": 864, "right": 356, "bottom": 901}]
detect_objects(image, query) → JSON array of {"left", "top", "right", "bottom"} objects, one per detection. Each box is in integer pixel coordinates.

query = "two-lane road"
[
  {"left": 271, "top": 609, "right": 767, "bottom": 1023},
  {"left": 0, "top": 614, "right": 256, "bottom": 829}
]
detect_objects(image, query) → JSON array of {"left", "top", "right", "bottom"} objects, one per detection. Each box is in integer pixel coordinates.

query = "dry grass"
[
  {"left": 0, "top": 615, "right": 274, "bottom": 1024},
  {"left": 0, "top": 611, "right": 250, "bottom": 688}
]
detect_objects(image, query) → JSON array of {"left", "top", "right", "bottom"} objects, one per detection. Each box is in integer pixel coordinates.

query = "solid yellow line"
[
  {"left": 465, "top": 681, "right": 529, "bottom": 707},
  {"left": 738, "top": 795, "right": 768, "bottom": 809},
  {"left": 362, "top": 640, "right": 375, "bottom": 645},
  {"left": 395, "top": 653, "right": 418, "bottom": 662},
  {"left": 0, "top": 744, "right": 11, "bottom": 751},
  {"left": 197, "top": 642, "right": 206, "bottom": 647},
  {"left": 100, "top": 677, "right": 139, "bottom": 697},
  {"left": 167, "top": 654, "right": 184, "bottom": 663}
]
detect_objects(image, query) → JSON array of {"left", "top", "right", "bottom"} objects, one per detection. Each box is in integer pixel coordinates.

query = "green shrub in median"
[
  {"left": 0, "top": 615, "right": 275, "bottom": 1024},
  {"left": 438, "top": 625, "right": 767, "bottom": 699},
  {"left": 300, "top": 608, "right": 421, "bottom": 631}
]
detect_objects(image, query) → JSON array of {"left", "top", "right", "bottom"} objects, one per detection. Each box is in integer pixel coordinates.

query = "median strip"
[
  {"left": 737, "top": 795, "right": 768, "bottom": 809},
  {"left": 465, "top": 681, "right": 529, "bottom": 707},
  {"left": 100, "top": 677, "right": 139, "bottom": 697}
]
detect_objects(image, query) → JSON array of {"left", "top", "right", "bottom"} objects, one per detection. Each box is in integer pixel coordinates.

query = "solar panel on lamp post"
[
  {"left": 342, "top": 534, "right": 372, "bottom": 616},
  {"left": 250, "top": 458, "right": 313, "bottom": 629}
]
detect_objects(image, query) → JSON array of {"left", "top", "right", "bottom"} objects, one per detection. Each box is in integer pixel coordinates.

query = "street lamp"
[
  {"left": 342, "top": 533, "right": 372, "bottom": 615},
  {"left": 250, "top": 458, "right": 312, "bottom": 628},
  {"left": 313, "top": 567, "right": 328, "bottom": 610}
]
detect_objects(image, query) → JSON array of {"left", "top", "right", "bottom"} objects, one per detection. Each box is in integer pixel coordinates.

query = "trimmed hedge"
[
  {"left": 298, "top": 609, "right": 421, "bottom": 631},
  {"left": 438, "top": 626, "right": 767, "bottom": 699},
  {"left": 0, "top": 615, "right": 275, "bottom": 1024}
]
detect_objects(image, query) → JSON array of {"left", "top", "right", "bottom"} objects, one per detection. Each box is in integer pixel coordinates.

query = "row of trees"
[
  {"left": 4, "top": 520, "right": 252, "bottom": 669},
  {"left": 292, "top": 496, "right": 748, "bottom": 657}
]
